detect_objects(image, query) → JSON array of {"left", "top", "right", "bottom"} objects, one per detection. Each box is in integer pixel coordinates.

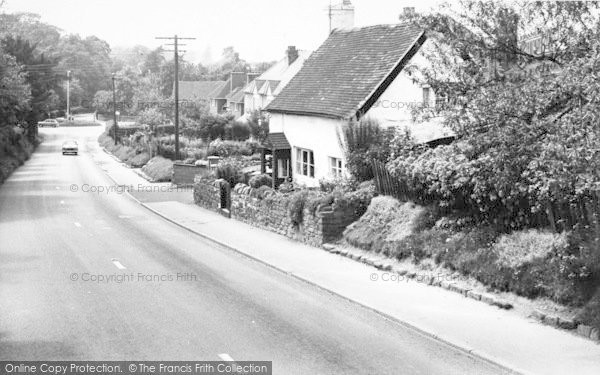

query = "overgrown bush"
[
  {"left": 225, "top": 122, "right": 251, "bottom": 141},
  {"left": 208, "top": 139, "right": 258, "bottom": 157},
  {"left": 343, "top": 196, "right": 428, "bottom": 251},
  {"left": 129, "top": 152, "right": 151, "bottom": 168},
  {"left": 214, "top": 160, "right": 244, "bottom": 186},
  {"left": 142, "top": 156, "right": 173, "bottom": 182},
  {"left": 343, "top": 117, "right": 393, "bottom": 182},
  {"left": 248, "top": 174, "right": 272, "bottom": 188},
  {"left": 289, "top": 190, "right": 309, "bottom": 227}
]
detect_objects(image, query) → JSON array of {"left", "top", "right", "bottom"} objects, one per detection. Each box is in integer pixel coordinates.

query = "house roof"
[
  {"left": 177, "top": 81, "right": 225, "bottom": 101},
  {"left": 208, "top": 80, "right": 231, "bottom": 99},
  {"left": 226, "top": 87, "right": 245, "bottom": 103},
  {"left": 263, "top": 132, "right": 291, "bottom": 150},
  {"left": 265, "top": 24, "right": 425, "bottom": 119}
]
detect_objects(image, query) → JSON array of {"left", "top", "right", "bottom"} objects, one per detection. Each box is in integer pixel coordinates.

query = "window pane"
[
  {"left": 309, "top": 151, "right": 314, "bottom": 164},
  {"left": 303, "top": 150, "right": 307, "bottom": 163},
  {"left": 310, "top": 165, "right": 314, "bottom": 177},
  {"left": 303, "top": 164, "right": 307, "bottom": 176}
]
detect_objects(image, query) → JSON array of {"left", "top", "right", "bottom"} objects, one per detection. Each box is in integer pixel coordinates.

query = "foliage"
[
  {"left": 343, "top": 117, "right": 392, "bottom": 181},
  {"left": 0, "top": 126, "right": 37, "bottom": 183},
  {"left": 1, "top": 36, "right": 59, "bottom": 125},
  {"left": 225, "top": 121, "right": 251, "bottom": 141},
  {"left": 138, "top": 107, "right": 168, "bottom": 128},
  {"left": 343, "top": 196, "right": 427, "bottom": 251},
  {"left": 248, "top": 174, "right": 273, "bottom": 188},
  {"left": 208, "top": 139, "right": 259, "bottom": 157},
  {"left": 289, "top": 190, "right": 309, "bottom": 227},
  {"left": 247, "top": 110, "right": 270, "bottom": 143},
  {"left": 388, "top": 1, "right": 600, "bottom": 229},
  {"left": 214, "top": 160, "right": 244, "bottom": 186},
  {"left": 142, "top": 156, "right": 173, "bottom": 182},
  {"left": 0, "top": 45, "right": 31, "bottom": 125}
]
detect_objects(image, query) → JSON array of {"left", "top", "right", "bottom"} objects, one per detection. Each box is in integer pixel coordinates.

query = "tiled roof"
[
  {"left": 263, "top": 132, "right": 291, "bottom": 150},
  {"left": 226, "top": 87, "right": 245, "bottom": 103},
  {"left": 177, "top": 81, "right": 225, "bottom": 101},
  {"left": 265, "top": 24, "right": 425, "bottom": 119},
  {"left": 208, "top": 80, "right": 231, "bottom": 99}
]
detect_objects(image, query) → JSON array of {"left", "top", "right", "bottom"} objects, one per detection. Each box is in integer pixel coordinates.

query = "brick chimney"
[
  {"left": 246, "top": 72, "right": 260, "bottom": 84},
  {"left": 286, "top": 46, "right": 299, "bottom": 66},
  {"left": 329, "top": 0, "right": 354, "bottom": 32}
]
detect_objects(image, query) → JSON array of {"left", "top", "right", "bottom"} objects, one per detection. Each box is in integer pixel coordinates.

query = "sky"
[{"left": 3, "top": 0, "right": 443, "bottom": 64}]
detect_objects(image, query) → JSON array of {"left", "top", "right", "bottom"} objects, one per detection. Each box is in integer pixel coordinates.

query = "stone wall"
[
  {"left": 193, "top": 177, "right": 221, "bottom": 212},
  {"left": 193, "top": 180, "right": 355, "bottom": 246},
  {"left": 173, "top": 163, "right": 210, "bottom": 186}
]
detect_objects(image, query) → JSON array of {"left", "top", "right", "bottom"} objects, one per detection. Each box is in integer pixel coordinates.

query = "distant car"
[
  {"left": 62, "top": 140, "right": 78, "bottom": 155},
  {"left": 38, "top": 119, "right": 59, "bottom": 128}
]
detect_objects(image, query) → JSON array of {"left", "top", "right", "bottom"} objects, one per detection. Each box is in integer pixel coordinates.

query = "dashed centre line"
[
  {"left": 218, "top": 354, "right": 235, "bottom": 362},
  {"left": 111, "top": 258, "right": 127, "bottom": 270}
]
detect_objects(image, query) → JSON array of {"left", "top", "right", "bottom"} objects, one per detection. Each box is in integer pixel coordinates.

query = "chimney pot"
[{"left": 287, "top": 46, "right": 299, "bottom": 65}]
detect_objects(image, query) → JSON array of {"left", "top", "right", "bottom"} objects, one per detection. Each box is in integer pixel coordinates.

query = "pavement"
[
  {"left": 90, "top": 124, "right": 600, "bottom": 375},
  {"left": 0, "top": 122, "right": 509, "bottom": 374}
]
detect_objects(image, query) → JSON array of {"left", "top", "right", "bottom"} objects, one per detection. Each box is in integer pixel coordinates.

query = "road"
[{"left": 0, "top": 121, "right": 509, "bottom": 374}]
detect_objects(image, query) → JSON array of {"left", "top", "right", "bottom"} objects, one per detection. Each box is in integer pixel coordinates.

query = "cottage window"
[
  {"left": 422, "top": 87, "right": 430, "bottom": 107},
  {"left": 329, "top": 157, "right": 343, "bottom": 178},
  {"left": 295, "top": 148, "right": 314, "bottom": 178}
]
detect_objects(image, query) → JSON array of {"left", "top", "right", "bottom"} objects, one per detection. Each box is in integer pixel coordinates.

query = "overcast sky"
[{"left": 4, "top": 0, "right": 443, "bottom": 63}]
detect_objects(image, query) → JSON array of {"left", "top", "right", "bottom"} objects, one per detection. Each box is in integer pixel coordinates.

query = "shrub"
[
  {"left": 142, "top": 156, "right": 173, "bottom": 182},
  {"left": 209, "top": 139, "right": 255, "bottom": 157},
  {"left": 577, "top": 288, "right": 600, "bottom": 331},
  {"left": 343, "top": 196, "right": 427, "bottom": 251},
  {"left": 226, "top": 121, "right": 251, "bottom": 141},
  {"left": 343, "top": 117, "right": 392, "bottom": 181},
  {"left": 248, "top": 174, "right": 272, "bottom": 188},
  {"left": 214, "top": 161, "right": 244, "bottom": 186},
  {"left": 289, "top": 190, "right": 309, "bottom": 227},
  {"left": 128, "top": 152, "right": 151, "bottom": 167},
  {"left": 250, "top": 185, "right": 275, "bottom": 199},
  {"left": 333, "top": 180, "right": 376, "bottom": 221}
]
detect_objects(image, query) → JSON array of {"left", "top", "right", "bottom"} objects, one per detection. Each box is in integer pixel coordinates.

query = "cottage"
[
  {"left": 176, "top": 80, "right": 225, "bottom": 106},
  {"left": 264, "top": 23, "right": 453, "bottom": 187}
]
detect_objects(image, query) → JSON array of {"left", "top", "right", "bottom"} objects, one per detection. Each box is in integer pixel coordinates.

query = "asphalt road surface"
[{"left": 0, "top": 122, "right": 510, "bottom": 374}]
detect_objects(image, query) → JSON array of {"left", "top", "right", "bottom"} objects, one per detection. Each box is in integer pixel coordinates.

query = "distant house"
[
  {"left": 244, "top": 46, "right": 311, "bottom": 114},
  {"left": 176, "top": 81, "right": 225, "bottom": 107},
  {"left": 264, "top": 24, "right": 453, "bottom": 187},
  {"left": 209, "top": 72, "right": 253, "bottom": 115}
]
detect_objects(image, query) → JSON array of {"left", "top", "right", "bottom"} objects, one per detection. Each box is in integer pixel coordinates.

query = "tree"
[
  {"left": 388, "top": 0, "right": 600, "bottom": 228},
  {"left": 55, "top": 34, "right": 112, "bottom": 105},
  {"left": 0, "top": 45, "right": 31, "bottom": 125},
  {"left": 1, "top": 35, "right": 60, "bottom": 123}
]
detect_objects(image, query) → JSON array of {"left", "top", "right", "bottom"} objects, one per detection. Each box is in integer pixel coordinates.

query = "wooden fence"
[{"left": 371, "top": 160, "right": 600, "bottom": 234}]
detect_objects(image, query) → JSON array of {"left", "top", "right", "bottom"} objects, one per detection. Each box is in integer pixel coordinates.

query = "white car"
[
  {"left": 62, "top": 140, "right": 78, "bottom": 155},
  {"left": 38, "top": 119, "right": 59, "bottom": 128}
]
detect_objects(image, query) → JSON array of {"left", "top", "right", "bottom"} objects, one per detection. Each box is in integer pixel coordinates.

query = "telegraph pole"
[
  {"left": 112, "top": 73, "right": 118, "bottom": 145},
  {"left": 156, "top": 35, "right": 196, "bottom": 160},
  {"left": 66, "top": 70, "right": 71, "bottom": 121}
]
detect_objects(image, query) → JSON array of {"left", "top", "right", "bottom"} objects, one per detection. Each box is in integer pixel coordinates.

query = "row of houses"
[
  {"left": 178, "top": 2, "right": 452, "bottom": 187},
  {"left": 177, "top": 45, "right": 310, "bottom": 119}
]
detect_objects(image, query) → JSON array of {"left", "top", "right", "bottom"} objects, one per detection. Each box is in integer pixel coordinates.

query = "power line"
[{"left": 155, "top": 34, "right": 196, "bottom": 160}]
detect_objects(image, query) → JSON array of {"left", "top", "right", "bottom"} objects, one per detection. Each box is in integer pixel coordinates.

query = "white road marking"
[
  {"left": 218, "top": 354, "right": 235, "bottom": 362},
  {"left": 60, "top": 200, "right": 65, "bottom": 205},
  {"left": 111, "top": 258, "right": 126, "bottom": 270},
  {"left": 74, "top": 222, "right": 82, "bottom": 227}
]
